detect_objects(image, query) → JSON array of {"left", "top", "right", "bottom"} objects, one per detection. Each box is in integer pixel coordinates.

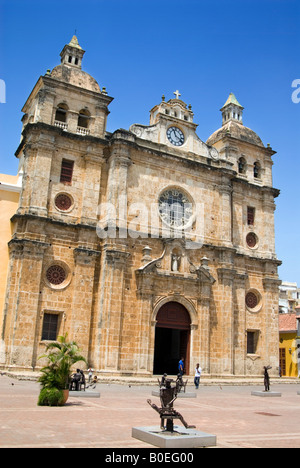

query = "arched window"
[
  {"left": 78, "top": 109, "right": 90, "bottom": 129},
  {"left": 253, "top": 161, "right": 261, "bottom": 179},
  {"left": 55, "top": 103, "right": 68, "bottom": 123},
  {"left": 238, "top": 157, "right": 247, "bottom": 175}
]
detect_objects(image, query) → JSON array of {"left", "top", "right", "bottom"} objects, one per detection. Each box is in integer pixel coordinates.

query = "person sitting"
[{"left": 69, "top": 369, "right": 82, "bottom": 391}]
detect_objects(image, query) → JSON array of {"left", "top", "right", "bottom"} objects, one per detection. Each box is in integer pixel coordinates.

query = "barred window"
[
  {"left": 60, "top": 159, "right": 74, "bottom": 184},
  {"left": 247, "top": 331, "right": 256, "bottom": 354},
  {"left": 42, "top": 313, "right": 59, "bottom": 341},
  {"left": 247, "top": 207, "right": 255, "bottom": 225}
]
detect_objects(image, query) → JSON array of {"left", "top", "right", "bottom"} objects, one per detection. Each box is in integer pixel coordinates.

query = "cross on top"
[{"left": 173, "top": 90, "right": 181, "bottom": 100}]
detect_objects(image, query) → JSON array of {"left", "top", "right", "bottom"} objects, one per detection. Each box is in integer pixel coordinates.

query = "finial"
[{"left": 162, "top": 94, "right": 165, "bottom": 102}]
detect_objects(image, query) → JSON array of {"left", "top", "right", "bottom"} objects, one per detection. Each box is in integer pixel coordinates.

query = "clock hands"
[{"left": 167, "top": 127, "right": 184, "bottom": 146}]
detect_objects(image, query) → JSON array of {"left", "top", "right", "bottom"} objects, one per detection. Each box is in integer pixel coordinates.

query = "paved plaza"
[{"left": 0, "top": 374, "right": 299, "bottom": 449}]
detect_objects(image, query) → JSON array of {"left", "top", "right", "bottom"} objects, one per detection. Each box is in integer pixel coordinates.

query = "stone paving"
[{"left": 0, "top": 374, "right": 300, "bottom": 448}]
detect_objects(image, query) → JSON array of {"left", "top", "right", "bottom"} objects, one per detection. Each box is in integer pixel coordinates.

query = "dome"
[
  {"left": 206, "top": 120, "right": 264, "bottom": 148},
  {"left": 50, "top": 64, "right": 101, "bottom": 93},
  {"left": 49, "top": 35, "right": 101, "bottom": 93}
]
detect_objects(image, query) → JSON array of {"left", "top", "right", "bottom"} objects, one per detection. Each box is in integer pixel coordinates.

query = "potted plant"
[{"left": 37, "top": 333, "right": 87, "bottom": 406}]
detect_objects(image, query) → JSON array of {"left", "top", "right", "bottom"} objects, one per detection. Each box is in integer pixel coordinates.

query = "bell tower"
[
  {"left": 220, "top": 92, "right": 244, "bottom": 125},
  {"left": 60, "top": 35, "right": 85, "bottom": 69},
  {"left": 20, "top": 36, "right": 113, "bottom": 139}
]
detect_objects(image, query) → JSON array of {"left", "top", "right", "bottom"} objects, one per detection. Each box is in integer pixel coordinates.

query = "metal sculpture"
[
  {"left": 147, "top": 378, "right": 195, "bottom": 432},
  {"left": 264, "top": 365, "right": 272, "bottom": 392}
]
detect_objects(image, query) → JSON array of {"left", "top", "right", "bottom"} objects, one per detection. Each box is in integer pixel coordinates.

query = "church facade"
[{"left": 0, "top": 37, "right": 281, "bottom": 378}]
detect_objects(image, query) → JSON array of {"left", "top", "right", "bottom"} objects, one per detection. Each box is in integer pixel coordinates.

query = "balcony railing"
[
  {"left": 76, "top": 126, "right": 90, "bottom": 135},
  {"left": 54, "top": 120, "right": 68, "bottom": 130},
  {"left": 53, "top": 121, "right": 90, "bottom": 135}
]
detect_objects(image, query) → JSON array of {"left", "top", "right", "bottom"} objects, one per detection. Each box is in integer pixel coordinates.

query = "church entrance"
[{"left": 153, "top": 302, "right": 191, "bottom": 375}]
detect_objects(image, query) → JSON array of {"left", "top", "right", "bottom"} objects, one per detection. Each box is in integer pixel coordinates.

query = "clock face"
[
  {"left": 167, "top": 126, "right": 185, "bottom": 146},
  {"left": 158, "top": 188, "right": 193, "bottom": 228}
]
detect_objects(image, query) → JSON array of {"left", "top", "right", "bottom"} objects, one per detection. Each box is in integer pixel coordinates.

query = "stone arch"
[
  {"left": 152, "top": 298, "right": 196, "bottom": 375},
  {"left": 152, "top": 295, "right": 198, "bottom": 329}
]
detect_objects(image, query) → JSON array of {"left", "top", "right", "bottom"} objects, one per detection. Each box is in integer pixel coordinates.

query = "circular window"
[
  {"left": 158, "top": 188, "right": 194, "bottom": 229},
  {"left": 246, "top": 232, "right": 258, "bottom": 248},
  {"left": 46, "top": 265, "right": 66, "bottom": 285},
  {"left": 246, "top": 290, "right": 262, "bottom": 312},
  {"left": 55, "top": 193, "right": 73, "bottom": 212},
  {"left": 246, "top": 292, "right": 258, "bottom": 308}
]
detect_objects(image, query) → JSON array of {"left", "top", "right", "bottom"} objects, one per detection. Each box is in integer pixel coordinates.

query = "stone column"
[
  {"left": 26, "top": 133, "right": 55, "bottom": 217},
  {"left": 93, "top": 243, "right": 129, "bottom": 372},
  {"left": 217, "top": 267, "right": 236, "bottom": 375},
  {"left": 81, "top": 148, "right": 105, "bottom": 226},
  {"left": 70, "top": 247, "right": 100, "bottom": 361},
  {"left": 135, "top": 279, "right": 155, "bottom": 375},
  {"left": 219, "top": 177, "right": 233, "bottom": 248},
  {"left": 106, "top": 137, "right": 132, "bottom": 237},
  {"left": 233, "top": 273, "right": 248, "bottom": 376},
  {"left": 262, "top": 277, "right": 281, "bottom": 375},
  {"left": 0, "top": 239, "right": 48, "bottom": 369},
  {"left": 197, "top": 279, "right": 214, "bottom": 374},
  {"left": 262, "top": 189, "right": 276, "bottom": 256}
]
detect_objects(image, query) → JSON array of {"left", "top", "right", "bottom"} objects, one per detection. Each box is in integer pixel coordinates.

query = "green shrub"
[{"left": 38, "top": 387, "right": 65, "bottom": 406}]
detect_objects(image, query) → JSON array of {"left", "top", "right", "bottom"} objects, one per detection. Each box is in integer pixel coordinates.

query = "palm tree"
[{"left": 38, "top": 334, "right": 87, "bottom": 390}]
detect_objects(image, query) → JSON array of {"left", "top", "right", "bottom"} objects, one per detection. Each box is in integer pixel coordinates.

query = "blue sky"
[{"left": 0, "top": 0, "right": 299, "bottom": 284}]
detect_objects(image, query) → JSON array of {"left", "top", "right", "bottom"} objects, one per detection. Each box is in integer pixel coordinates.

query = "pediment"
[{"left": 129, "top": 95, "right": 220, "bottom": 161}]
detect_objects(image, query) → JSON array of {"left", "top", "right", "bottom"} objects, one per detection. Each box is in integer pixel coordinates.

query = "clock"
[
  {"left": 158, "top": 188, "right": 193, "bottom": 228},
  {"left": 167, "top": 126, "right": 185, "bottom": 146}
]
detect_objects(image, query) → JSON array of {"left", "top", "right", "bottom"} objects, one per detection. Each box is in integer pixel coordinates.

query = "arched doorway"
[{"left": 153, "top": 301, "right": 191, "bottom": 375}]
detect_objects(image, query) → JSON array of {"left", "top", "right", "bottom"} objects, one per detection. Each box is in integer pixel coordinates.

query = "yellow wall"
[
  {"left": 279, "top": 333, "right": 299, "bottom": 377},
  {"left": 0, "top": 178, "right": 20, "bottom": 317}
]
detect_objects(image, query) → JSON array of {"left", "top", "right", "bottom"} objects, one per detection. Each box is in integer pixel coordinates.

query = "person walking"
[{"left": 194, "top": 363, "right": 202, "bottom": 389}]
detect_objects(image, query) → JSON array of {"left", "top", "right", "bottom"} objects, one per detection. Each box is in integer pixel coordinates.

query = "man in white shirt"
[{"left": 194, "top": 363, "right": 202, "bottom": 389}]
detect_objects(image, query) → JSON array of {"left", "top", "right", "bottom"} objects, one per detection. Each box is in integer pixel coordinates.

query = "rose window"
[
  {"left": 46, "top": 265, "right": 66, "bottom": 286},
  {"left": 246, "top": 232, "right": 257, "bottom": 248},
  {"left": 158, "top": 188, "right": 193, "bottom": 228},
  {"left": 246, "top": 292, "right": 258, "bottom": 309},
  {"left": 55, "top": 193, "right": 72, "bottom": 211}
]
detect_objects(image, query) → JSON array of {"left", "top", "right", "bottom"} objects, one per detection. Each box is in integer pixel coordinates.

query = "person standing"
[
  {"left": 194, "top": 363, "right": 202, "bottom": 389},
  {"left": 88, "top": 367, "right": 93, "bottom": 383},
  {"left": 178, "top": 357, "right": 184, "bottom": 376}
]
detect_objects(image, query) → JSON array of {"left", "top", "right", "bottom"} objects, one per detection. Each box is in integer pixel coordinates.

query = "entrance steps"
[{"left": 1, "top": 370, "right": 297, "bottom": 386}]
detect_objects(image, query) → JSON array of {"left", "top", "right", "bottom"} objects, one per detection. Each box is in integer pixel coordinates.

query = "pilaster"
[
  {"left": 81, "top": 148, "right": 105, "bottom": 225},
  {"left": 1, "top": 239, "right": 49, "bottom": 369},
  {"left": 94, "top": 243, "right": 130, "bottom": 371},
  {"left": 106, "top": 137, "right": 132, "bottom": 235},
  {"left": 216, "top": 267, "right": 236, "bottom": 375},
  {"left": 70, "top": 248, "right": 100, "bottom": 361}
]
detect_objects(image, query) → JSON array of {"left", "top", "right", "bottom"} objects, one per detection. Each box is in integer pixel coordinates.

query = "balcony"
[
  {"left": 76, "top": 126, "right": 90, "bottom": 136},
  {"left": 54, "top": 120, "right": 68, "bottom": 130}
]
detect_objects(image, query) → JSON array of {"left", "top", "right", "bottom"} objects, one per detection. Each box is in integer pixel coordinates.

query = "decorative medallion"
[
  {"left": 55, "top": 193, "right": 73, "bottom": 211},
  {"left": 46, "top": 265, "right": 66, "bottom": 286}
]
